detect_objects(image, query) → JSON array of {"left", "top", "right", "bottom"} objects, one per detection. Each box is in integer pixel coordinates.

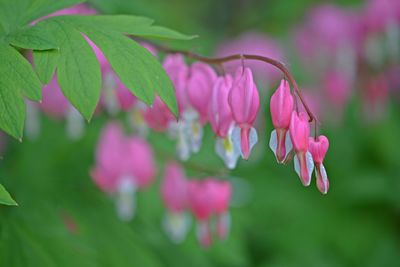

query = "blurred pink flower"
[
  {"left": 161, "top": 162, "right": 191, "bottom": 243},
  {"left": 91, "top": 122, "right": 156, "bottom": 220},
  {"left": 216, "top": 32, "right": 284, "bottom": 83}
]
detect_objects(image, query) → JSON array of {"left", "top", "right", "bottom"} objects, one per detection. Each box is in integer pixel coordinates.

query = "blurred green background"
[{"left": 1, "top": 0, "right": 400, "bottom": 266}]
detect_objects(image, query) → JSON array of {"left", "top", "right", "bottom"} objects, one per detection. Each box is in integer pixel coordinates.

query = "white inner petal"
[
  {"left": 215, "top": 136, "right": 240, "bottom": 169},
  {"left": 285, "top": 131, "right": 293, "bottom": 159},
  {"left": 306, "top": 151, "right": 315, "bottom": 182},
  {"left": 268, "top": 129, "right": 278, "bottom": 156},
  {"left": 162, "top": 212, "right": 191, "bottom": 244},
  {"left": 116, "top": 177, "right": 137, "bottom": 221},
  {"left": 66, "top": 106, "right": 85, "bottom": 140},
  {"left": 103, "top": 73, "right": 120, "bottom": 115},
  {"left": 294, "top": 154, "right": 301, "bottom": 178}
]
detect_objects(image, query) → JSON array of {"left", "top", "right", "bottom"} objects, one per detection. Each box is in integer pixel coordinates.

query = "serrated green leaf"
[
  {"left": 7, "top": 23, "right": 58, "bottom": 50},
  {"left": 0, "top": 43, "right": 42, "bottom": 101},
  {"left": 22, "top": 0, "right": 87, "bottom": 25},
  {"left": 33, "top": 49, "right": 59, "bottom": 84},
  {"left": 64, "top": 15, "right": 195, "bottom": 40},
  {"left": 0, "top": 183, "right": 18, "bottom": 206},
  {"left": 48, "top": 22, "right": 101, "bottom": 120},
  {"left": 61, "top": 15, "right": 153, "bottom": 34},
  {"left": 0, "top": 79, "right": 25, "bottom": 139},
  {"left": 82, "top": 28, "right": 178, "bottom": 115},
  {"left": 128, "top": 25, "right": 197, "bottom": 40}
]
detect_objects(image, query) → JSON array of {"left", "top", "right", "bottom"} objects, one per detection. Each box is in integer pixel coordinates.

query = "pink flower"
[
  {"left": 289, "top": 111, "right": 314, "bottom": 186},
  {"left": 163, "top": 54, "right": 190, "bottom": 113},
  {"left": 187, "top": 179, "right": 215, "bottom": 247},
  {"left": 216, "top": 32, "right": 284, "bottom": 83},
  {"left": 269, "top": 79, "right": 294, "bottom": 163},
  {"left": 209, "top": 75, "right": 241, "bottom": 169},
  {"left": 161, "top": 162, "right": 188, "bottom": 213},
  {"left": 207, "top": 179, "right": 232, "bottom": 240},
  {"left": 209, "top": 75, "right": 234, "bottom": 138},
  {"left": 186, "top": 62, "right": 217, "bottom": 123},
  {"left": 41, "top": 77, "right": 70, "bottom": 119},
  {"left": 323, "top": 71, "right": 352, "bottom": 108},
  {"left": 309, "top": 136, "right": 330, "bottom": 194},
  {"left": 229, "top": 67, "right": 260, "bottom": 160},
  {"left": 91, "top": 122, "right": 156, "bottom": 220},
  {"left": 143, "top": 97, "right": 175, "bottom": 132},
  {"left": 161, "top": 162, "right": 191, "bottom": 243}
]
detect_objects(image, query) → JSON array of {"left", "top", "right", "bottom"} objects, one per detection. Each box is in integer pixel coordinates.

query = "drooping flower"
[
  {"left": 143, "top": 97, "right": 175, "bottom": 132},
  {"left": 187, "top": 179, "right": 215, "bottom": 247},
  {"left": 229, "top": 67, "right": 260, "bottom": 160},
  {"left": 209, "top": 75, "right": 241, "bottom": 169},
  {"left": 309, "top": 135, "right": 330, "bottom": 194},
  {"left": 91, "top": 122, "right": 156, "bottom": 221},
  {"left": 162, "top": 55, "right": 217, "bottom": 160},
  {"left": 207, "top": 179, "right": 232, "bottom": 240},
  {"left": 269, "top": 79, "right": 294, "bottom": 163},
  {"left": 161, "top": 162, "right": 191, "bottom": 243},
  {"left": 186, "top": 62, "right": 218, "bottom": 123},
  {"left": 289, "top": 111, "right": 314, "bottom": 186}
]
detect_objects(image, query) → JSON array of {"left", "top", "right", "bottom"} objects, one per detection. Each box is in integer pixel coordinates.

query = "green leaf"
[
  {"left": 61, "top": 15, "right": 154, "bottom": 34},
  {"left": 0, "top": 43, "right": 42, "bottom": 101},
  {"left": 22, "top": 0, "right": 87, "bottom": 25},
  {"left": 47, "top": 21, "right": 101, "bottom": 120},
  {"left": 33, "top": 49, "right": 59, "bottom": 84},
  {"left": 82, "top": 28, "right": 178, "bottom": 115},
  {"left": 0, "top": 79, "right": 25, "bottom": 139},
  {"left": 81, "top": 28, "right": 154, "bottom": 105},
  {"left": 127, "top": 25, "right": 197, "bottom": 40},
  {"left": 7, "top": 23, "right": 58, "bottom": 50},
  {"left": 0, "top": 183, "right": 18, "bottom": 206},
  {"left": 64, "top": 15, "right": 196, "bottom": 40}
]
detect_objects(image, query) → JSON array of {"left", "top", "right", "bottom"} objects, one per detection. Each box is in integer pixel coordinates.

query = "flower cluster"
[
  {"left": 294, "top": 0, "right": 400, "bottom": 121},
  {"left": 161, "top": 162, "right": 232, "bottom": 247},
  {"left": 30, "top": 3, "right": 334, "bottom": 248},
  {"left": 269, "top": 80, "right": 330, "bottom": 194}
]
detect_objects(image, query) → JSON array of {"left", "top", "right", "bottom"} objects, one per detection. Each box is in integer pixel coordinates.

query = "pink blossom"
[
  {"left": 91, "top": 122, "right": 155, "bottom": 220},
  {"left": 143, "top": 97, "right": 175, "bottom": 132},
  {"left": 41, "top": 77, "right": 70, "bottom": 119},
  {"left": 323, "top": 71, "right": 352, "bottom": 108},
  {"left": 209, "top": 75, "right": 234, "bottom": 138},
  {"left": 216, "top": 32, "right": 283, "bottom": 83},
  {"left": 161, "top": 162, "right": 188, "bottom": 213},
  {"left": 207, "top": 179, "right": 232, "bottom": 240},
  {"left": 309, "top": 136, "right": 330, "bottom": 194},
  {"left": 289, "top": 111, "right": 314, "bottom": 186},
  {"left": 186, "top": 62, "right": 217, "bottom": 123},
  {"left": 269, "top": 79, "right": 294, "bottom": 163},
  {"left": 229, "top": 67, "right": 260, "bottom": 160},
  {"left": 163, "top": 54, "right": 190, "bottom": 113}
]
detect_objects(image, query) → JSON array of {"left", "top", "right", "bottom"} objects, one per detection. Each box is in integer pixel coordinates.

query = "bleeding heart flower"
[
  {"left": 309, "top": 135, "right": 330, "bottom": 194},
  {"left": 187, "top": 179, "right": 215, "bottom": 247},
  {"left": 91, "top": 122, "right": 156, "bottom": 221},
  {"left": 207, "top": 179, "right": 232, "bottom": 240},
  {"left": 289, "top": 111, "right": 314, "bottom": 186},
  {"left": 209, "top": 75, "right": 241, "bottom": 169},
  {"left": 229, "top": 67, "right": 260, "bottom": 160},
  {"left": 186, "top": 62, "right": 217, "bottom": 123},
  {"left": 269, "top": 79, "right": 294, "bottom": 163},
  {"left": 161, "top": 162, "right": 191, "bottom": 243}
]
